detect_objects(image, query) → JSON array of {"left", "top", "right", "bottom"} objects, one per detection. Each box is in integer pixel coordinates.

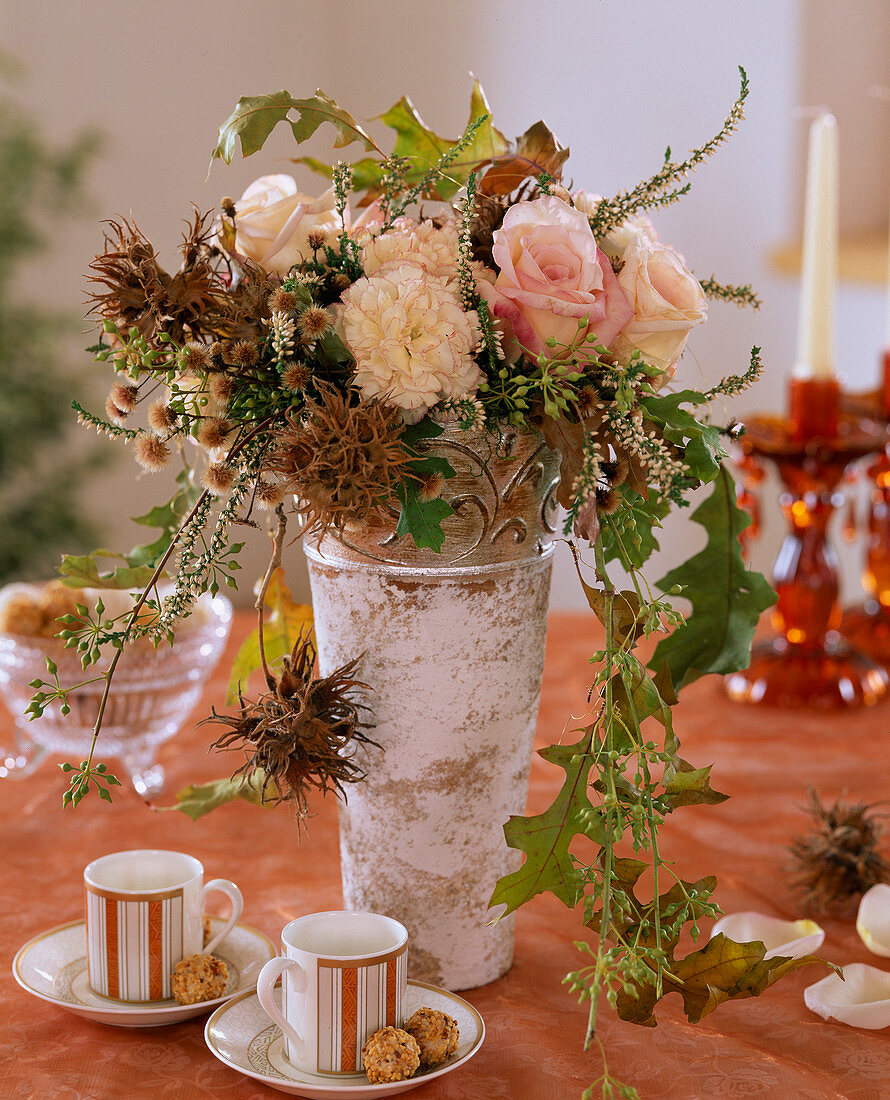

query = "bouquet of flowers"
[{"left": 27, "top": 70, "right": 830, "bottom": 1097}]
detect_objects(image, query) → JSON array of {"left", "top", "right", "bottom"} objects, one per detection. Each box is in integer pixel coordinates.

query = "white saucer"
[
  {"left": 204, "top": 978, "right": 485, "bottom": 1098},
  {"left": 12, "top": 916, "right": 276, "bottom": 1027}
]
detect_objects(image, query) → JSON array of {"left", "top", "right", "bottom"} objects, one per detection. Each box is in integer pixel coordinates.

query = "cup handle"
[
  {"left": 257, "top": 956, "right": 308, "bottom": 1059},
  {"left": 201, "top": 878, "right": 244, "bottom": 954}
]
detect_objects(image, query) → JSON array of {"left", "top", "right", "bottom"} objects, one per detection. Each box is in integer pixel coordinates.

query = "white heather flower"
[
  {"left": 269, "top": 310, "right": 296, "bottom": 360},
  {"left": 362, "top": 219, "right": 461, "bottom": 284},
  {"left": 338, "top": 262, "right": 481, "bottom": 421}
]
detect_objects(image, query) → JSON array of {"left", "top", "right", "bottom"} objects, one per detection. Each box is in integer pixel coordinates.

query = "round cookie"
[{"left": 361, "top": 1026, "right": 421, "bottom": 1084}]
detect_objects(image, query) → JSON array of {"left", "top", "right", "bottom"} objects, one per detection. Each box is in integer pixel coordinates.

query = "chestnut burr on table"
[{"left": 2, "top": 612, "right": 890, "bottom": 1099}]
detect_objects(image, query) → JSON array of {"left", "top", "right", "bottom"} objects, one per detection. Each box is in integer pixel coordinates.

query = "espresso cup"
[
  {"left": 257, "top": 911, "right": 408, "bottom": 1077},
  {"left": 84, "top": 849, "right": 243, "bottom": 1003}
]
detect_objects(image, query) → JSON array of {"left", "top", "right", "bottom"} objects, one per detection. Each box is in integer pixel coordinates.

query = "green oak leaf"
[
  {"left": 211, "top": 89, "right": 380, "bottom": 167},
  {"left": 394, "top": 483, "right": 454, "bottom": 553},
  {"left": 292, "top": 79, "right": 508, "bottom": 202},
  {"left": 489, "top": 729, "right": 596, "bottom": 916},
  {"left": 125, "top": 474, "right": 202, "bottom": 569},
  {"left": 641, "top": 389, "right": 725, "bottom": 484},
  {"left": 58, "top": 552, "right": 157, "bottom": 590},
  {"left": 165, "top": 771, "right": 276, "bottom": 821},
  {"left": 649, "top": 464, "right": 775, "bottom": 691}
]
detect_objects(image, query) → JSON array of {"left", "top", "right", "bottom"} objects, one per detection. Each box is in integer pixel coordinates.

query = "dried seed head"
[
  {"left": 268, "top": 288, "right": 298, "bottom": 315},
  {"left": 576, "top": 388, "right": 600, "bottom": 418},
  {"left": 228, "top": 340, "right": 260, "bottom": 369},
  {"left": 220, "top": 196, "right": 236, "bottom": 218},
  {"left": 196, "top": 417, "right": 233, "bottom": 451},
  {"left": 306, "top": 230, "right": 328, "bottom": 251},
  {"left": 110, "top": 382, "right": 138, "bottom": 412},
  {"left": 331, "top": 272, "right": 352, "bottom": 291},
  {"left": 201, "top": 462, "right": 235, "bottom": 495},
  {"left": 179, "top": 342, "right": 212, "bottom": 374},
  {"left": 105, "top": 394, "right": 128, "bottom": 426},
  {"left": 281, "top": 361, "right": 312, "bottom": 393},
  {"left": 133, "top": 433, "right": 171, "bottom": 471},
  {"left": 148, "top": 401, "right": 177, "bottom": 433},
  {"left": 298, "top": 307, "right": 332, "bottom": 342},
  {"left": 209, "top": 373, "right": 236, "bottom": 405},
  {"left": 256, "top": 479, "right": 285, "bottom": 510},
  {"left": 418, "top": 472, "right": 445, "bottom": 502}
]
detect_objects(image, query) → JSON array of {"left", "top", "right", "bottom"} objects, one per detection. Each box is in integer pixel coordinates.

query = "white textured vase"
[{"left": 305, "top": 424, "right": 559, "bottom": 991}]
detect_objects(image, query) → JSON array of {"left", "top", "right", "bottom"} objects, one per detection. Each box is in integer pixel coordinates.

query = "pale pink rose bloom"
[
  {"left": 231, "top": 175, "right": 340, "bottom": 275},
  {"left": 477, "top": 196, "right": 633, "bottom": 358},
  {"left": 612, "top": 230, "right": 708, "bottom": 378}
]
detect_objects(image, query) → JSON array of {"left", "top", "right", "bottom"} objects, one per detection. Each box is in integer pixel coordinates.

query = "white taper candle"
[{"left": 793, "top": 113, "right": 838, "bottom": 380}]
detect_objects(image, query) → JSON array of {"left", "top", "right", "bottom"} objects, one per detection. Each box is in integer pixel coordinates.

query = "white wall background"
[{"left": 3, "top": 0, "right": 887, "bottom": 609}]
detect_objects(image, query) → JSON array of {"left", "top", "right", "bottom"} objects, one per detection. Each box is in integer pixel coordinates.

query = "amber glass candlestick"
[
  {"left": 725, "top": 398, "right": 887, "bottom": 709},
  {"left": 841, "top": 350, "right": 890, "bottom": 662}
]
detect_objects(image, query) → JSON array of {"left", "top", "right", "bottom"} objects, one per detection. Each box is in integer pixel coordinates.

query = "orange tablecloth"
[{"left": 2, "top": 612, "right": 890, "bottom": 1099}]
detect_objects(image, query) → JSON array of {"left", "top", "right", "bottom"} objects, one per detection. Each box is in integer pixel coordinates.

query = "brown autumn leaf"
[
  {"left": 587, "top": 859, "right": 835, "bottom": 1028},
  {"left": 478, "top": 120, "right": 570, "bottom": 197}
]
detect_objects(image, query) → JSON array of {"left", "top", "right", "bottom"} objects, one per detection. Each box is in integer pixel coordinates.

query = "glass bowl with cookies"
[{"left": 0, "top": 580, "right": 231, "bottom": 796}]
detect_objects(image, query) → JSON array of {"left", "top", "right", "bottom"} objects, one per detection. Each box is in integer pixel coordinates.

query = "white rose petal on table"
[
  {"left": 710, "top": 912, "right": 825, "bottom": 959},
  {"left": 805, "top": 963, "right": 890, "bottom": 1030},
  {"left": 856, "top": 883, "right": 890, "bottom": 957}
]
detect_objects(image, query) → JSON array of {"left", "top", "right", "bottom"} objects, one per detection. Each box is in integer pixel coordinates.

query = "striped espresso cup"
[
  {"left": 84, "top": 849, "right": 243, "bottom": 1003},
  {"left": 257, "top": 911, "right": 408, "bottom": 1076}
]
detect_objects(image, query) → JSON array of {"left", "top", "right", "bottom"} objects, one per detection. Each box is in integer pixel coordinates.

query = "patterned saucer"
[
  {"left": 12, "top": 916, "right": 276, "bottom": 1027},
  {"left": 204, "top": 978, "right": 485, "bottom": 1098}
]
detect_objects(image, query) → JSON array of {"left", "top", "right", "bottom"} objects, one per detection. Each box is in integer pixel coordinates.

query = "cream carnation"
[
  {"left": 361, "top": 218, "right": 461, "bottom": 283},
  {"left": 338, "top": 262, "right": 481, "bottom": 421}
]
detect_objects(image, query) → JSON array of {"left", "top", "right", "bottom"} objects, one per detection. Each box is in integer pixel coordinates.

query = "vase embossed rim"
[
  {"left": 306, "top": 424, "right": 560, "bottom": 992},
  {"left": 0, "top": 585, "right": 232, "bottom": 796}
]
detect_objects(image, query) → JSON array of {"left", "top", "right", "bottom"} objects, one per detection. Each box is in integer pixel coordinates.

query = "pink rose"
[
  {"left": 227, "top": 175, "right": 341, "bottom": 275},
  {"left": 476, "top": 196, "right": 633, "bottom": 358},
  {"left": 611, "top": 227, "right": 708, "bottom": 378}
]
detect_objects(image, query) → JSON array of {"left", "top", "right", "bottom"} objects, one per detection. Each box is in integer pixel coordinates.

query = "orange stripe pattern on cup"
[
  {"left": 304, "top": 945, "right": 407, "bottom": 1074},
  {"left": 85, "top": 885, "right": 185, "bottom": 1002}
]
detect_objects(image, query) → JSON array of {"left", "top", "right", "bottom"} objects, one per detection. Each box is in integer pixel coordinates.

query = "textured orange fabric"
[{"left": 1, "top": 611, "right": 888, "bottom": 1099}]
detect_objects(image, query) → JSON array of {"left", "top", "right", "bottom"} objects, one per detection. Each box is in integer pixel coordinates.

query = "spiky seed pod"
[
  {"left": 206, "top": 632, "right": 377, "bottom": 822},
  {"left": 110, "top": 382, "right": 138, "bottom": 412},
  {"left": 201, "top": 462, "right": 235, "bottom": 495},
  {"left": 306, "top": 230, "right": 328, "bottom": 252},
  {"left": 220, "top": 196, "right": 237, "bottom": 218},
  {"left": 208, "top": 340, "right": 225, "bottom": 367},
  {"left": 133, "top": 434, "right": 171, "bottom": 472},
  {"left": 331, "top": 272, "right": 352, "bottom": 292},
  {"left": 269, "top": 382, "right": 415, "bottom": 536},
  {"left": 281, "top": 361, "right": 312, "bottom": 393},
  {"left": 147, "top": 401, "right": 177, "bottom": 433},
  {"left": 789, "top": 789, "right": 890, "bottom": 916},
  {"left": 196, "top": 417, "right": 233, "bottom": 451},
  {"left": 418, "top": 472, "right": 445, "bottom": 502},
  {"left": 87, "top": 211, "right": 223, "bottom": 344},
  {"left": 105, "top": 394, "right": 129, "bottom": 426},
  {"left": 228, "top": 340, "right": 260, "bottom": 369},
  {"left": 268, "top": 288, "right": 298, "bottom": 315},
  {"left": 255, "top": 479, "right": 285, "bottom": 510},
  {"left": 209, "top": 373, "right": 236, "bottom": 405},
  {"left": 297, "top": 307, "right": 332, "bottom": 342}
]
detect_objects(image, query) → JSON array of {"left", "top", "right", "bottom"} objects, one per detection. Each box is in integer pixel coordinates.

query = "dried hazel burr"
[
  {"left": 361, "top": 1026, "right": 421, "bottom": 1083},
  {"left": 403, "top": 1006, "right": 460, "bottom": 1067}
]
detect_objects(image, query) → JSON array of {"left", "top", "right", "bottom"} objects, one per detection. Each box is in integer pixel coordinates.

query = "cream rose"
[
  {"left": 228, "top": 175, "right": 340, "bottom": 275},
  {"left": 611, "top": 229, "right": 708, "bottom": 378},
  {"left": 476, "top": 196, "right": 633, "bottom": 359}
]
